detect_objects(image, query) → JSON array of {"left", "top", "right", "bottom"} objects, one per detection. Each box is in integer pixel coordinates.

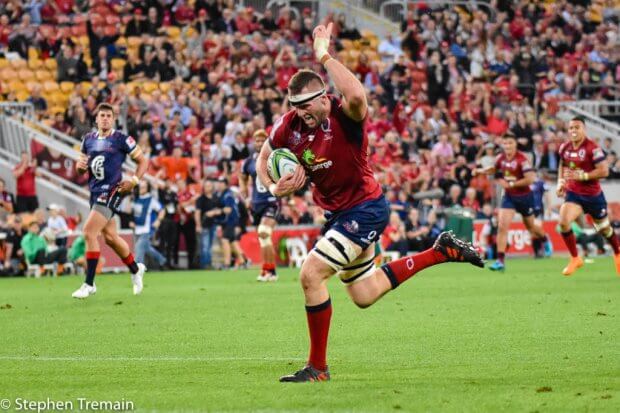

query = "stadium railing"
[
  {"left": 0, "top": 102, "right": 35, "bottom": 119},
  {"left": 0, "top": 146, "right": 91, "bottom": 217}
]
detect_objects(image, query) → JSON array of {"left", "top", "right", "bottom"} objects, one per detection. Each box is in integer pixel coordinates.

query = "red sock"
[
  {"left": 605, "top": 232, "right": 620, "bottom": 254},
  {"left": 381, "top": 248, "right": 446, "bottom": 289},
  {"left": 561, "top": 230, "right": 579, "bottom": 258},
  {"left": 498, "top": 252, "right": 505, "bottom": 264},
  {"left": 306, "top": 298, "right": 332, "bottom": 371},
  {"left": 122, "top": 253, "right": 139, "bottom": 274}
]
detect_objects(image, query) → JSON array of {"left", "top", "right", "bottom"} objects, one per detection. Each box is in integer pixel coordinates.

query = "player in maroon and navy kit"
[
  {"left": 557, "top": 116, "right": 620, "bottom": 276},
  {"left": 256, "top": 23, "right": 484, "bottom": 383},
  {"left": 473, "top": 134, "right": 551, "bottom": 271},
  {"left": 72, "top": 103, "right": 150, "bottom": 299}
]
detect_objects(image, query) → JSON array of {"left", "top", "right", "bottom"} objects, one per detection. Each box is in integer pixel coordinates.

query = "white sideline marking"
[{"left": 0, "top": 355, "right": 303, "bottom": 362}]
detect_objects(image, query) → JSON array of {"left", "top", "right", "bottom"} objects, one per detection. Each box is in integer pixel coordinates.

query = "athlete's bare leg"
[{"left": 102, "top": 218, "right": 131, "bottom": 259}]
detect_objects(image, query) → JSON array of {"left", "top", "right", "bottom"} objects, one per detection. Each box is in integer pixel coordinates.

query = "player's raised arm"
[{"left": 313, "top": 23, "right": 367, "bottom": 121}]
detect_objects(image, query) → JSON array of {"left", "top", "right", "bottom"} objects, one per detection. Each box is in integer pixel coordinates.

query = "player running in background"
[
  {"left": 256, "top": 23, "right": 484, "bottom": 383},
  {"left": 240, "top": 129, "right": 280, "bottom": 282},
  {"left": 557, "top": 116, "right": 620, "bottom": 275},
  {"left": 473, "top": 134, "right": 551, "bottom": 271},
  {"left": 72, "top": 103, "right": 149, "bottom": 299}
]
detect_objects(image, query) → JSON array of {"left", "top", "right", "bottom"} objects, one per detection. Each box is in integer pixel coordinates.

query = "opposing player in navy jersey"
[
  {"left": 240, "top": 129, "right": 280, "bottom": 281},
  {"left": 72, "top": 103, "right": 150, "bottom": 299}
]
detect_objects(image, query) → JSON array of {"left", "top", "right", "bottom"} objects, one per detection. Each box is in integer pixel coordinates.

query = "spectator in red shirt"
[
  {"left": 176, "top": 179, "right": 198, "bottom": 269},
  {"left": 275, "top": 46, "right": 298, "bottom": 91},
  {"left": 12, "top": 151, "right": 39, "bottom": 213},
  {"left": 0, "top": 178, "right": 14, "bottom": 218},
  {"left": 461, "top": 187, "right": 481, "bottom": 213},
  {"left": 485, "top": 107, "right": 509, "bottom": 136}
]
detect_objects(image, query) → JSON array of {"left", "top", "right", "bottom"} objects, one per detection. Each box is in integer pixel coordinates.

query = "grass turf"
[{"left": 0, "top": 257, "right": 618, "bottom": 412}]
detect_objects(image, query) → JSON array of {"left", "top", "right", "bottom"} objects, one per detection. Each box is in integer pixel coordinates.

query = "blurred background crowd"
[{"left": 0, "top": 0, "right": 619, "bottom": 274}]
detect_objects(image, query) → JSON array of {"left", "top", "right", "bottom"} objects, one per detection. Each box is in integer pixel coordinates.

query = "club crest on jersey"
[
  {"left": 289, "top": 131, "right": 302, "bottom": 146},
  {"left": 578, "top": 149, "right": 586, "bottom": 160}
]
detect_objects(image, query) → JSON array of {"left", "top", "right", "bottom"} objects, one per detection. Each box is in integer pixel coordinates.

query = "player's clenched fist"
[
  {"left": 117, "top": 180, "right": 135, "bottom": 194},
  {"left": 556, "top": 179, "right": 566, "bottom": 197},
  {"left": 273, "top": 165, "right": 306, "bottom": 197},
  {"left": 76, "top": 154, "right": 89, "bottom": 174},
  {"left": 312, "top": 22, "right": 332, "bottom": 61}
]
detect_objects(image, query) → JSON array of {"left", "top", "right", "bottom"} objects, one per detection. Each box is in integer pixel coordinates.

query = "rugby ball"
[{"left": 267, "top": 148, "right": 300, "bottom": 182}]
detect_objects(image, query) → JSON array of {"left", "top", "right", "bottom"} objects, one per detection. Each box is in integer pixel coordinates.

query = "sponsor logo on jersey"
[
  {"left": 126, "top": 136, "right": 136, "bottom": 148},
  {"left": 301, "top": 149, "right": 332, "bottom": 171},
  {"left": 593, "top": 148, "right": 604, "bottom": 160}
]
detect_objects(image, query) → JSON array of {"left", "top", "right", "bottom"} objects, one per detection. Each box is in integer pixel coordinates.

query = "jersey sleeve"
[
  {"left": 591, "top": 143, "right": 606, "bottom": 164},
  {"left": 520, "top": 154, "right": 533, "bottom": 173},
  {"left": 558, "top": 142, "right": 567, "bottom": 165},
  {"left": 119, "top": 134, "right": 139, "bottom": 157},
  {"left": 493, "top": 155, "right": 502, "bottom": 178},
  {"left": 268, "top": 114, "right": 288, "bottom": 149},
  {"left": 241, "top": 158, "right": 250, "bottom": 176}
]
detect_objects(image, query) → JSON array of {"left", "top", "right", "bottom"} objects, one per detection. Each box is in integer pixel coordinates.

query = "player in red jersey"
[
  {"left": 255, "top": 23, "right": 484, "bottom": 383},
  {"left": 473, "top": 134, "right": 551, "bottom": 271},
  {"left": 557, "top": 116, "right": 620, "bottom": 275}
]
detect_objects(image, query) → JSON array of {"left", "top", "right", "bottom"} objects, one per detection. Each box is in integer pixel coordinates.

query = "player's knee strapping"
[
  {"left": 339, "top": 246, "right": 376, "bottom": 284},
  {"left": 594, "top": 218, "right": 612, "bottom": 236},
  {"left": 312, "top": 230, "right": 358, "bottom": 271},
  {"left": 311, "top": 230, "right": 376, "bottom": 284},
  {"left": 257, "top": 224, "right": 273, "bottom": 247}
]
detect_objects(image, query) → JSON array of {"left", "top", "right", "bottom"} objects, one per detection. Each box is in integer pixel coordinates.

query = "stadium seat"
[
  {"left": 167, "top": 26, "right": 181, "bottom": 39},
  {"left": 50, "top": 105, "right": 66, "bottom": 115},
  {"left": 28, "top": 59, "right": 43, "bottom": 70},
  {"left": 35, "top": 70, "right": 54, "bottom": 81},
  {"left": 127, "top": 37, "right": 142, "bottom": 49},
  {"left": 25, "top": 81, "right": 39, "bottom": 92},
  {"left": 18, "top": 69, "right": 35, "bottom": 82},
  {"left": 115, "top": 37, "right": 127, "bottom": 48},
  {"left": 43, "top": 80, "right": 60, "bottom": 92},
  {"left": 76, "top": 36, "right": 89, "bottom": 47},
  {"left": 0, "top": 68, "right": 17, "bottom": 81},
  {"left": 111, "top": 58, "right": 126, "bottom": 71},
  {"left": 10, "top": 59, "right": 27, "bottom": 69},
  {"left": 25, "top": 262, "right": 55, "bottom": 278},
  {"left": 28, "top": 47, "right": 39, "bottom": 61},
  {"left": 15, "top": 89, "right": 30, "bottom": 101},
  {"left": 143, "top": 81, "right": 159, "bottom": 94},
  {"left": 60, "top": 81, "right": 75, "bottom": 93},
  {"left": 43, "top": 59, "right": 57, "bottom": 71}
]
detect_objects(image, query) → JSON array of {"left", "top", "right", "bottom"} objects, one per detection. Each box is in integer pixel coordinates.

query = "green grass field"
[{"left": 0, "top": 258, "right": 618, "bottom": 412}]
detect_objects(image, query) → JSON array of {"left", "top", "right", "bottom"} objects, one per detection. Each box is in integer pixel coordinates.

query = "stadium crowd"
[{"left": 1, "top": 0, "right": 620, "bottom": 274}]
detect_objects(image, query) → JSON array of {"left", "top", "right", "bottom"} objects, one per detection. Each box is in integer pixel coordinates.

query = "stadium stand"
[{"left": 0, "top": 0, "right": 619, "bottom": 273}]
